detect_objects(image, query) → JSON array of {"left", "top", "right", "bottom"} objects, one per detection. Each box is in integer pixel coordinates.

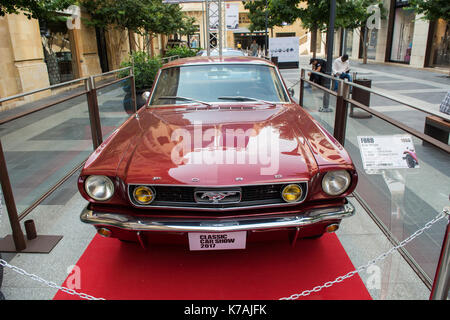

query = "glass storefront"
[
  {"left": 39, "top": 18, "right": 76, "bottom": 85},
  {"left": 428, "top": 19, "right": 450, "bottom": 68},
  {"left": 367, "top": 28, "right": 378, "bottom": 60},
  {"left": 390, "top": 6, "right": 415, "bottom": 63},
  {"left": 342, "top": 29, "right": 353, "bottom": 56}
]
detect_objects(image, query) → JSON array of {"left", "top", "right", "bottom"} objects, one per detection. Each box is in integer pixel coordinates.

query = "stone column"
[
  {"left": 409, "top": 14, "right": 430, "bottom": 68},
  {"left": 0, "top": 13, "right": 50, "bottom": 107}
]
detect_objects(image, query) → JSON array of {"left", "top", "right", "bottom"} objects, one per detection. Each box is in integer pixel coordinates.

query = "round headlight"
[
  {"left": 133, "top": 186, "right": 155, "bottom": 205},
  {"left": 281, "top": 184, "right": 303, "bottom": 203},
  {"left": 85, "top": 175, "right": 114, "bottom": 201},
  {"left": 322, "top": 170, "right": 351, "bottom": 196}
]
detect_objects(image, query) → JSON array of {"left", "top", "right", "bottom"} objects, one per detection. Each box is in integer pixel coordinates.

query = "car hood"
[{"left": 83, "top": 103, "right": 352, "bottom": 186}]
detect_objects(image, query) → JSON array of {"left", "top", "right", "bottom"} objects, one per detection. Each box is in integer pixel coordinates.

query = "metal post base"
[
  {"left": 349, "top": 107, "right": 372, "bottom": 118},
  {"left": 0, "top": 235, "right": 63, "bottom": 253},
  {"left": 319, "top": 107, "right": 333, "bottom": 113}
]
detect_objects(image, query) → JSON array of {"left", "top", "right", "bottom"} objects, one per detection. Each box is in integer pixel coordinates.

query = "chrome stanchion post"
[
  {"left": 333, "top": 81, "right": 349, "bottom": 145},
  {"left": 299, "top": 69, "right": 305, "bottom": 106},
  {"left": 430, "top": 207, "right": 450, "bottom": 300},
  {"left": 130, "top": 64, "right": 137, "bottom": 113}
]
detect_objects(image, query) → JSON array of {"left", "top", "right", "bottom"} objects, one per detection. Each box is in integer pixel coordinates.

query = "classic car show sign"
[
  {"left": 357, "top": 135, "right": 419, "bottom": 170},
  {"left": 188, "top": 231, "right": 247, "bottom": 251}
]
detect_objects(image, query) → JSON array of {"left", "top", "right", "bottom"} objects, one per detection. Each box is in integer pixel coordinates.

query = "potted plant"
[{"left": 164, "top": 46, "right": 199, "bottom": 59}]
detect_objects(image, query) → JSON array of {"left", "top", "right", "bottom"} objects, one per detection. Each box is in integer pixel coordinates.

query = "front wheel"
[{"left": 405, "top": 154, "right": 416, "bottom": 168}]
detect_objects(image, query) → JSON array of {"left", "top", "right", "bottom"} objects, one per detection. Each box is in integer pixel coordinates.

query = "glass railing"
[
  {"left": 0, "top": 95, "right": 92, "bottom": 216},
  {"left": 96, "top": 78, "right": 135, "bottom": 140},
  {"left": 299, "top": 68, "right": 450, "bottom": 288},
  {"left": 0, "top": 67, "right": 135, "bottom": 247}
]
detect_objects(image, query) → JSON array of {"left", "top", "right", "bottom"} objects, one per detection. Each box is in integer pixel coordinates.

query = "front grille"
[
  {"left": 128, "top": 182, "right": 308, "bottom": 210},
  {"left": 153, "top": 186, "right": 194, "bottom": 202}
]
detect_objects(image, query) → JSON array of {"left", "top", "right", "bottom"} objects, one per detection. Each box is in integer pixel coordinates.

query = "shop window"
[
  {"left": 429, "top": 19, "right": 450, "bottom": 68},
  {"left": 367, "top": 28, "right": 378, "bottom": 60},
  {"left": 239, "top": 13, "right": 250, "bottom": 24},
  {"left": 40, "top": 18, "right": 75, "bottom": 84},
  {"left": 390, "top": 7, "right": 415, "bottom": 63},
  {"left": 344, "top": 29, "right": 353, "bottom": 56}
]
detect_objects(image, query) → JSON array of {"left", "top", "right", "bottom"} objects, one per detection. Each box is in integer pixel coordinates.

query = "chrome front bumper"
[{"left": 80, "top": 202, "right": 355, "bottom": 233}]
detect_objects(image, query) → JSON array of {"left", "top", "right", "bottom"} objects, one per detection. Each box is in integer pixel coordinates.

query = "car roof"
[
  {"left": 200, "top": 48, "right": 245, "bottom": 56},
  {"left": 162, "top": 56, "right": 274, "bottom": 68}
]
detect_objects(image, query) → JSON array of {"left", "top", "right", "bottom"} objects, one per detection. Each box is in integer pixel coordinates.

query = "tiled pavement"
[
  {"left": 0, "top": 60, "right": 446, "bottom": 300},
  {"left": 281, "top": 56, "right": 449, "bottom": 294},
  {"left": 281, "top": 55, "right": 450, "bottom": 128}
]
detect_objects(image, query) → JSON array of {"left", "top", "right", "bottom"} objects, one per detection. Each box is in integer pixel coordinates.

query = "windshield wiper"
[
  {"left": 217, "top": 96, "right": 276, "bottom": 106},
  {"left": 158, "top": 96, "right": 211, "bottom": 107}
]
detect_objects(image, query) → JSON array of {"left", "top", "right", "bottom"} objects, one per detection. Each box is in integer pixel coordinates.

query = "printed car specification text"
[{"left": 184, "top": 304, "right": 268, "bottom": 317}]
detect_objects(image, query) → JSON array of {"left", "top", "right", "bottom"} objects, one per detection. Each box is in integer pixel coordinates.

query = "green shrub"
[
  {"left": 164, "top": 46, "right": 199, "bottom": 59},
  {"left": 120, "top": 51, "right": 162, "bottom": 90}
]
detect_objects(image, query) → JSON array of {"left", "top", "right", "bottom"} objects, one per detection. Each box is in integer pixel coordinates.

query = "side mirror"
[
  {"left": 142, "top": 91, "right": 151, "bottom": 101},
  {"left": 288, "top": 88, "right": 295, "bottom": 97}
]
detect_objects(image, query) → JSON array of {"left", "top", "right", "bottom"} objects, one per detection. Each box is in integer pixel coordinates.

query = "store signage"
[
  {"left": 357, "top": 135, "right": 419, "bottom": 170},
  {"left": 366, "top": 5, "right": 381, "bottom": 30},
  {"left": 226, "top": 3, "right": 239, "bottom": 30},
  {"left": 268, "top": 37, "right": 299, "bottom": 63}
]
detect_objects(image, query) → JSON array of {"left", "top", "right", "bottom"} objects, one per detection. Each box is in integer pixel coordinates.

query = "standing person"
[
  {"left": 332, "top": 54, "right": 351, "bottom": 91},
  {"left": 191, "top": 36, "right": 198, "bottom": 49},
  {"left": 250, "top": 40, "right": 259, "bottom": 57}
]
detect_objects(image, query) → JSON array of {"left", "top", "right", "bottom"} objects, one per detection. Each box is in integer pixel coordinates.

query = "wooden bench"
[{"left": 424, "top": 115, "right": 450, "bottom": 145}]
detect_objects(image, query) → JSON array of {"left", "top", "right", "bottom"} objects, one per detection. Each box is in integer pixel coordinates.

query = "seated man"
[
  {"left": 332, "top": 54, "right": 351, "bottom": 91},
  {"left": 308, "top": 58, "right": 326, "bottom": 86}
]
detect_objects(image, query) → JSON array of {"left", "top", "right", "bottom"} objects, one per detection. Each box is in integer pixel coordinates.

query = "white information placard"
[
  {"left": 268, "top": 37, "right": 299, "bottom": 63},
  {"left": 357, "top": 135, "right": 419, "bottom": 170},
  {"left": 188, "top": 231, "right": 246, "bottom": 251}
]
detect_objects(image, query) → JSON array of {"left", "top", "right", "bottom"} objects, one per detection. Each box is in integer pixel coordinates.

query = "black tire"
[{"left": 405, "top": 154, "right": 416, "bottom": 168}]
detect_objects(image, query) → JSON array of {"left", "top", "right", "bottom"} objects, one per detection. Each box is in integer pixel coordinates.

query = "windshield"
[{"left": 149, "top": 64, "right": 289, "bottom": 106}]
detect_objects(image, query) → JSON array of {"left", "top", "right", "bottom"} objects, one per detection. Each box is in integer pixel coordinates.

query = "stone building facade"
[{"left": 0, "top": 8, "right": 165, "bottom": 111}]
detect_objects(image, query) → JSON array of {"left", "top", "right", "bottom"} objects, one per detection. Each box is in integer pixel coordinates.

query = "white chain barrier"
[
  {"left": 0, "top": 208, "right": 448, "bottom": 301},
  {"left": 280, "top": 207, "right": 449, "bottom": 300},
  {"left": 0, "top": 258, "right": 104, "bottom": 300}
]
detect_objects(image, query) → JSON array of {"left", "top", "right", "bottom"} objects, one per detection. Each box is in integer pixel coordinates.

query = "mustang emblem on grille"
[{"left": 198, "top": 191, "right": 239, "bottom": 204}]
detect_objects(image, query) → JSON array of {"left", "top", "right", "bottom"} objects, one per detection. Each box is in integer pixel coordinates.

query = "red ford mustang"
[{"left": 79, "top": 56, "right": 357, "bottom": 250}]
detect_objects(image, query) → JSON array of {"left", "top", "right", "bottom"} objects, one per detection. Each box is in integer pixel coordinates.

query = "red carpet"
[{"left": 53, "top": 232, "right": 371, "bottom": 300}]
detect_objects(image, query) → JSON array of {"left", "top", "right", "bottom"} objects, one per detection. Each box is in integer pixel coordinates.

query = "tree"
[
  {"left": 0, "top": 0, "right": 75, "bottom": 21},
  {"left": 408, "top": 0, "right": 449, "bottom": 75},
  {"left": 243, "top": 0, "right": 384, "bottom": 61},
  {"left": 408, "top": 0, "right": 450, "bottom": 23},
  {"left": 80, "top": 0, "right": 196, "bottom": 59}
]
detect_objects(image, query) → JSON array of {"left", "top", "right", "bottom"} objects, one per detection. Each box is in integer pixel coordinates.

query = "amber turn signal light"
[
  {"left": 326, "top": 224, "right": 339, "bottom": 233},
  {"left": 97, "top": 228, "right": 112, "bottom": 237}
]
